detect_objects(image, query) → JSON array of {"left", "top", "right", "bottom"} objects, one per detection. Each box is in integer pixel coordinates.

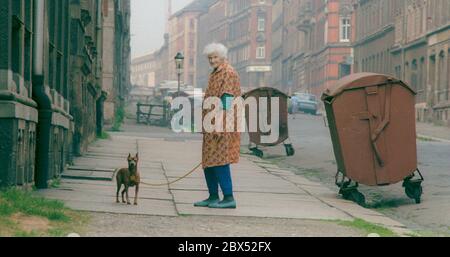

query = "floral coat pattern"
[{"left": 202, "top": 62, "right": 242, "bottom": 169}]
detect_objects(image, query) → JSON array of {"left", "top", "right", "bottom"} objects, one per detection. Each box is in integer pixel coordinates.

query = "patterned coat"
[{"left": 202, "top": 61, "right": 242, "bottom": 169}]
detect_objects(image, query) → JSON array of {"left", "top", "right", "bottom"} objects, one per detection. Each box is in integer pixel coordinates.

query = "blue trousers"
[{"left": 204, "top": 164, "right": 233, "bottom": 197}]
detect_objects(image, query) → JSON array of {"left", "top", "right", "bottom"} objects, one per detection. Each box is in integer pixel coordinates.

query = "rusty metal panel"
[{"left": 323, "top": 73, "right": 418, "bottom": 186}]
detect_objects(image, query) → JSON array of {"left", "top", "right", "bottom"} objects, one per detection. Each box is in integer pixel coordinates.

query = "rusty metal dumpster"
[
  {"left": 321, "top": 73, "right": 424, "bottom": 206},
  {"left": 242, "top": 87, "right": 295, "bottom": 158}
]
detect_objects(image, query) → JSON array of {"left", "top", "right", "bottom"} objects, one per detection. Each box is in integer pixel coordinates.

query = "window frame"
[
  {"left": 257, "top": 17, "right": 265, "bottom": 32},
  {"left": 340, "top": 17, "right": 351, "bottom": 42},
  {"left": 256, "top": 46, "right": 266, "bottom": 59}
]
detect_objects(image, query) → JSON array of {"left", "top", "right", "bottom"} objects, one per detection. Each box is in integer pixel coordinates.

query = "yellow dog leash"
[
  {"left": 139, "top": 162, "right": 202, "bottom": 187},
  {"left": 137, "top": 136, "right": 223, "bottom": 187}
]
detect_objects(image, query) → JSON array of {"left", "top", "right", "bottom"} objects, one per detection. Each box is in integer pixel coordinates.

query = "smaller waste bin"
[
  {"left": 242, "top": 87, "right": 295, "bottom": 158},
  {"left": 321, "top": 73, "right": 424, "bottom": 206}
]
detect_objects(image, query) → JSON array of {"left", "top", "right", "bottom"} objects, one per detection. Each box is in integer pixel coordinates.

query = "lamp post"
[{"left": 174, "top": 52, "right": 184, "bottom": 95}]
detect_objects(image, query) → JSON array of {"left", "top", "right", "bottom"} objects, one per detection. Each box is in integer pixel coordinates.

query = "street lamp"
[{"left": 174, "top": 52, "right": 184, "bottom": 95}]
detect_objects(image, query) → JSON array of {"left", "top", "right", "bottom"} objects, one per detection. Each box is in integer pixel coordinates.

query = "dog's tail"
[{"left": 112, "top": 168, "right": 120, "bottom": 182}]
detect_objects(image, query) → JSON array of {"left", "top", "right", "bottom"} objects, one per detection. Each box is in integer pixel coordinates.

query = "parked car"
[
  {"left": 288, "top": 95, "right": 299, "bottom": 114},
  {"left": 291, "top": 93, "right": 319, "bottom": 115}
]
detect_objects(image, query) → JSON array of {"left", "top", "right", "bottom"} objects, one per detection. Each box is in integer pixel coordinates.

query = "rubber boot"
[
  {"left": 194, "top": 195, "right": 220, "bottom": 208},
  {"left": 209, "top": 195, "right": 236, "bottom": 209}
]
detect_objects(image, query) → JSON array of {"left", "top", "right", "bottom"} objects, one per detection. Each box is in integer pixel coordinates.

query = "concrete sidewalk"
[
  {"left": 35, "top": 133, "right": 412, "bottom": 236},
  {"left": 416, "top": 122, "right": 450, "bottom": 143}
]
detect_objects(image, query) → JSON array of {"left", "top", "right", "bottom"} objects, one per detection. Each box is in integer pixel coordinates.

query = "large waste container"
[
  {"left": 321, "top": 73, "right": 424, "bottom": 206},
  {"left": 242, "top": 87, "right": 295, "bottom": 158}
]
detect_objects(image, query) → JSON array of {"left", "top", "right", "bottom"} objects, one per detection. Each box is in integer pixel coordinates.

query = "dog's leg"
[
  {"left": 134, "top": 184, "right": 139, "bottom": 205},
  {"left": 121, "top": 188, "right": 127, "bottom": 203},
  {"left": 125, "top": 186, "right": 131, "bottom": 205},
  {"left": 116, "top": 182, "right": 122, "bottom": 203}
]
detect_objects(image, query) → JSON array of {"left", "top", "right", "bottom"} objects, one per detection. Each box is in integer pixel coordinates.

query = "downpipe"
[{"left": 32, "top": 0, "right": 52, "bottom": 189}]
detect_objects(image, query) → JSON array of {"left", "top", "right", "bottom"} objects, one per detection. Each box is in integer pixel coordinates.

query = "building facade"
[
  {"left": 228, "top": 0, "right": 272, "bottom": 91},
  {"left": 196, "top": 0, "right": 272, "bottom": 92},
  {"left": 0, "top": 0, "right": 130, "bottom": 189},
  {"left": 196, "top": 0, "right": 229, "bottom": 89},
  {"left": 294, "top": 0, "right": 354, "bottom": 98},
  {"left": 70, "top": 0, "right": 104, "bottom": 156},
  {"left": 272, "top": 0, "right": 308, "bottom": 94},
  {"left": 271, "top": 0, "right": 284, "bottom": 90},
  {"left": 393, "top": 0, "right": 450, "bottom": 125},
  {"left": 154, "top": 34, "right": 170, "bottom": 86},
  {"left": 1, "top": 0, "right": 50, "bottom": 188},
  {"left": 354, "top": 0, "right": 450, "bottom": 126},
  {"left": 167, "top": 0, "right": 212, "bottom": 87},
  {"left": 102, "top": 0, "right": 131, "bottom": 125},
  {"left": 424, "top": 1, "right": 450, "bottom": 125},
  {"left": 131, "top": 53, "right": 157, "bottom": 88},
  {"left": 353, "top": 0, "right": 403, "bottom": 77}
]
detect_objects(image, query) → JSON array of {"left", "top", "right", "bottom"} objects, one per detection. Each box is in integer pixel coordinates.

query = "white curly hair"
[{"left": 203, "top": 43, "right": 228, "bottom": 59}]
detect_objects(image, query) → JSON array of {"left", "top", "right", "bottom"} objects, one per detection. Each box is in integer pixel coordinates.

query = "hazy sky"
[{"left": 131, "top": 0, "right": 193, "bottom": 59}]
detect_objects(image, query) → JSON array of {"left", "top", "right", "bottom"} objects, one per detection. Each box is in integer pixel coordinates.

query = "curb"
[
  {"left": 417, "top": 134, "right": 450, "bottom": 144},
  {"left": 249, "top": 157, "right": 415, "bottom": 237}
]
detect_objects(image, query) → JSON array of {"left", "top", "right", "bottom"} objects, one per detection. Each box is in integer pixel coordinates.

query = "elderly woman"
[{"left": 194, "top": 43, "right": 241, "bottom": 209}]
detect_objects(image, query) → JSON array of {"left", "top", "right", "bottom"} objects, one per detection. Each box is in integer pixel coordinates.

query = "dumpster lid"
[
  {"left": 321, "top": 73, "right": 416, "bottom": 102},
  {"left": 243, "top": 87, "right": 288, "bottom": 99}
]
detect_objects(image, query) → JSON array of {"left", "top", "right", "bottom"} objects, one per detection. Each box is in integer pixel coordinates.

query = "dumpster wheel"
[
  {"left": 336, "top": 171, "right": 366, "bottom": 207},
  {"left": 350, "top": 190, "right": 366, "bottom": 207},
  {"left": 402, "top": 169, "right": 424, "bottom": 204},
  {"left": 250, "top": 147, "right": 264, "bottom": 158},
  {"left": 405, "top": 184, "right": 422, "bottom": 204},
  {"left": 284, "top": 144, "right": 295, "bottom": 157},
  {"left": 340, "top": 187, "right": 366, "bottom": 207}
]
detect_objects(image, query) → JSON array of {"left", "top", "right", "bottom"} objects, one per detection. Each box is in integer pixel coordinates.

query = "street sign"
[{"left": 246, "top": 66, "right": 272, "bottom": 73}]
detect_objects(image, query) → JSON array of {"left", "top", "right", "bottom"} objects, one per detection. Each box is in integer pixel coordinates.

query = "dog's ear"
[
  {"left": 128, "top": 153, "right": 131, "bottom": 160},
  {"left": 135, "top": 153, "right": 139, "bottom": 161}
]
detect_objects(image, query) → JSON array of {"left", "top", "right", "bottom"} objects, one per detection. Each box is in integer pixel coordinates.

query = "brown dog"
[{"left": 116, "top": 153, "right": 140, "bottom": 205}]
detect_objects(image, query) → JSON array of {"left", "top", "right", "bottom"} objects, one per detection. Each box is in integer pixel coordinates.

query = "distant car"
[
  {"left": 288, "top": 95, "right": 300, "bottom": 114},
  {"left": 292, "top": 93, "right": 318, "bottom": 115}
]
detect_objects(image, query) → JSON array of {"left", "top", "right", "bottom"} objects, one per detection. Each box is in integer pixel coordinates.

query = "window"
[
  {"left": 404, "top": 61, "right": 410, "bottom": 84},
  {"left": 339, "top": 63, "right": 351, "bottom": 79},
  {"left": 429, "top": 55, "right": 436, "bottom": 92},
  {"left": 256, "top": 46, "right": 265, "bottom": 59},
  {"left": 244, "top": 45, "right": 250, "bottom": 61},
  {"left": 340, "top": 17, "right": 351, "bottom": 42},
  {"left": 448, "top": 50, "right": 450, "bottom": 100},
  {"left": 418, "top": 57, "right": 426, "bottom": 102},
  {"left": 438, "top": 51, "right": 445, "bottom": 101},
  {"left": 411, "top": 59, "right": 418, "bottom": 91},
  {"left": 258, "top": 18, "right": 265, "bottom": 32},
  {"left": 395, "top": 66, "right": 402, "bottom": 79}
]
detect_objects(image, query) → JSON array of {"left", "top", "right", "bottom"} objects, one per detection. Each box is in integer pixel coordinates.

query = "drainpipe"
[
  {"left": 97, "top": 0, "right": 102, "bottom": 29},
  {"left": 96, "top": 0, "right": 104, "bottom": 136},
  {"left": 33, "top": 0, "right": 52, "bottom": 189}
]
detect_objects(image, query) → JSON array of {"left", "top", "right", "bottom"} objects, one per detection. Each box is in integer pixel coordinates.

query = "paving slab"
[
  {"left": 41, "top": 183, "right": 173, "bottom": 201},
  {"left": 59, "top": 199, "right": 177, "bottom": 216},
  {"left": 62, "top": 170, "right": 114, "bottom": 181},
  {"left": 175, "top": 192, "right": 352, "bottom": 221},
  {"left": 68, "top": 166, "right": 116, "bottom": 172},
  {"left": 35, "top": 133, "right": 412, "bottom": 236}
]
